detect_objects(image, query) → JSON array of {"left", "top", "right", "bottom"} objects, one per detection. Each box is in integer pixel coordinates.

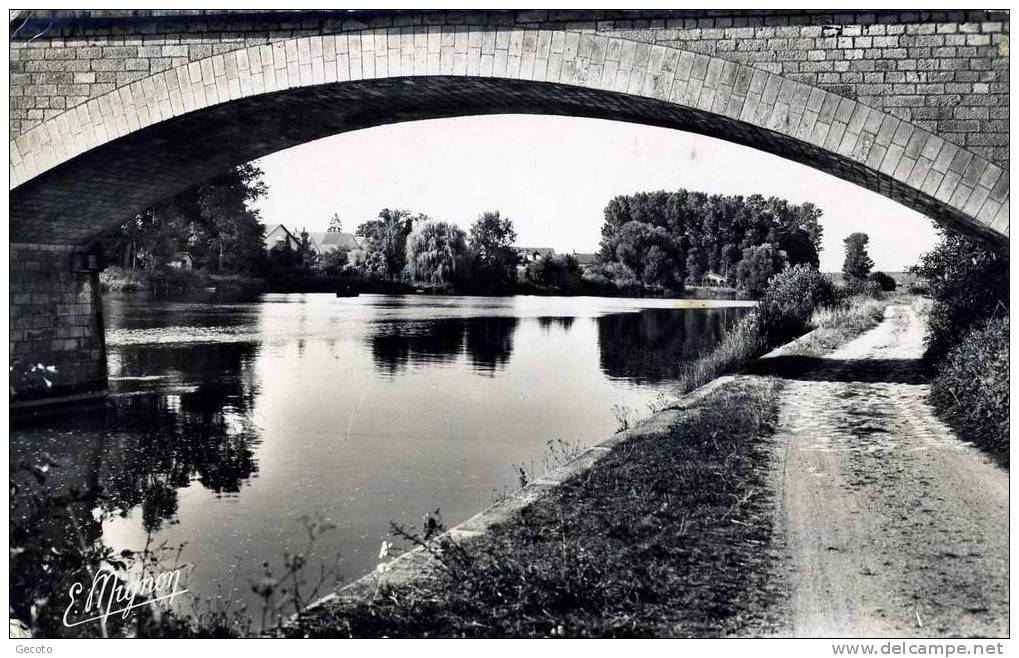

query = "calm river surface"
[{"left": 11, "top": 293, "right": 751, "bottom": 622}]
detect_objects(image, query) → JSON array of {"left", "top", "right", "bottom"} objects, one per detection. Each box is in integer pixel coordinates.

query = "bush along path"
[{"left": 765, "top": 304, "right": 1008, "bottom": 637}]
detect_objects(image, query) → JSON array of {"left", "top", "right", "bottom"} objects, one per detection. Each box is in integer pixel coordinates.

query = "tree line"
[
  {"left": 587, "top": 190, "right": 825, "bottom": 296},
  {"left": 99, "top": 164, "right": 893, "bottom": 299}
]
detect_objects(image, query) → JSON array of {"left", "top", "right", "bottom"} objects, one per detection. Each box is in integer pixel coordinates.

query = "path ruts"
[{"left": 771, "top": 304, "right": 1008, "bottom": 638}]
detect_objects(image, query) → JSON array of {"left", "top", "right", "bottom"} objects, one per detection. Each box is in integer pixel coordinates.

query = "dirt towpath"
[{"left": 770, "top": 304, "right": 1008, "bottom": 637}]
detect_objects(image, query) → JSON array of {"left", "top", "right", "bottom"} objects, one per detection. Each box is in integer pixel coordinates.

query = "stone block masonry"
[
  {"left": 9, "top": 243, "right": 107, "bottom": 407},
  {"left": 9, "top": 9, "right": 1011, "bottom": 170}
]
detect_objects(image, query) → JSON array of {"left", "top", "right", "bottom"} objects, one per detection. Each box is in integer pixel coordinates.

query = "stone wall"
[
  {"left": 9, "top": 9, "right": 1011, "bottom": 169},
  {"left": 9, "top": 244, "right": 107, "bottom": 406}
]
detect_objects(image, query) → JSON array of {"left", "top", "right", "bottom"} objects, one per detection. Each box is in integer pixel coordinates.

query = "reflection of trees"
[
  {"left": 536, "top": 316, "right": 575, "bottom": 332},
  {"left": 597, "top": 308, "right": 749, "bottom": 384},
  {"left": 369, "top": 317, "right": 518, "bottom": 377},
  {"left": 463, "top": 317, "right": 517, "bottom": 374},
  {"left": 10, "top": 339, "right": 263, "bottom": 636}
]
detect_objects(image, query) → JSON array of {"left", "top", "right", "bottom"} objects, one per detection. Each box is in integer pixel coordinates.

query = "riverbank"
[
  {"left": 283, "top": 292, "right": 897, "bottom": 638},
  {"left": 99, "top": 267, "right": 751, "bottom": 301},
  {"left": 100, "top": 266, "right": 264, "bottom": 294}
]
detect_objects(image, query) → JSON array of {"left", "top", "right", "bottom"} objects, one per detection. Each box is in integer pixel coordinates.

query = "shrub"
[
  {"left": 756, "top": 264, "right": 837, "bottom": 344},
  {"left": 868, "top": 271, "right": 896, "bottom": 291},
  {"left": 98, "top": 266, "right": 212, "bottom": 293},
  {"left": 842, "top": 276, "right": 883, "bottom": 298},
  {"left": 320, "top": 249, "right": 349, "bottom": 275},
  {"left": 100, "top": 266, "right": 148, "bottom": 292},
  {"left": 930, "top": 317, "right": 1009, "bottom": 466},
  {"left": 909, "top": 232, "right": 1008, "bottom": 362}
]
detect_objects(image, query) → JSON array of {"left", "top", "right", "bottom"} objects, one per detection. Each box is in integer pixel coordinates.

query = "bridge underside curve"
[{"left": 10, "top": 73, "right": 1009, "bottom": 252}]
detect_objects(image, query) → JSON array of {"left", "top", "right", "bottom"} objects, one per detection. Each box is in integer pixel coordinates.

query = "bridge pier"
[{"left": 9, "top": 244, "right": 108, "bottom": 409}]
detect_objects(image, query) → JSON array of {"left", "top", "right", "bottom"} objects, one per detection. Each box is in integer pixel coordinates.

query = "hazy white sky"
[{"left": 253, "top": 114, "right": 939, "bottom": 272}]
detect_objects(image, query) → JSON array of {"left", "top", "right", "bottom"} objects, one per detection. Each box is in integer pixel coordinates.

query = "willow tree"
[{"left": 404, "top": 221, "right": 469, "bottom": 285}]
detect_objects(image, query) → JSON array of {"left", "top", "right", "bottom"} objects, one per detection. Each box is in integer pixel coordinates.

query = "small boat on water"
[{"left": 335, "top": 286, "right": 359, "bottom": 298}]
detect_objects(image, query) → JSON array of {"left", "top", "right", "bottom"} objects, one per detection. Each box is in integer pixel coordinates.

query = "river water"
[{"left": 11, "top": 292, "right": 752, "bottom": 625}]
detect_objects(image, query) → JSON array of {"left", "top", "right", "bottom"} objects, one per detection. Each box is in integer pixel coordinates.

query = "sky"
[{"left": 252, "top": 114, "right": 940, "bottom": 273}]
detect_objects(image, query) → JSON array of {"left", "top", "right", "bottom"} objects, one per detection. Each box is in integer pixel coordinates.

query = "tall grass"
[
  {"left": 674, "top": 311, "right": 768, "bottom": 394},
  {"left": 672, "top": 265, "right": 847, "bottom": 395},
  {"left": 674, "top": 290, "right": 889, "bottom": 395}
]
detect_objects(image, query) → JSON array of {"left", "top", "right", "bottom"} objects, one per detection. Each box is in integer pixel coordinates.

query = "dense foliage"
[
  {"left": 736, "top": 243, "right": 788, "bottom": 296},
  {"left": 756, "top": 264, "right": 838, "bottom": 345},
  {"left": 910, "top": 231, "right": 1009, "bottom": 464},
  {"left": 468, "top": 211, "right": 518, "bottom": 290},
  {"left": 593, "top": 190, "right": 823, "bottom": 294},
  {"left": 909, "top": 231, "right": 1008, "bottom": 361},
  {"left": 867, "top": 271, "right": 896, "bottom": 292},
  {"left": 101, "top": 164, "right": 269, "bottom": 275},
  {"left": 523, "top": 253, "right": 584, "bottom": 293},
  {"left": 355, "top": 208, "right": 421, "bottom": 279},
  {"left": 930, "top": 317, "right": 1009, "bottom": 466}
]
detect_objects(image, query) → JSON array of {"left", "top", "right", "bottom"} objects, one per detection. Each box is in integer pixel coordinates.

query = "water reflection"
[
  {"left": 597, "top": 307, "right": 746, "bottom": 384},
  {"left": 18, "top": 341, "right": 262, "bottom": 534},
  {"left": 368, "top": 317, "right": 518, "bottom": 377},
  {"left": 11, "top": 293, "right": 752, "bottom": 633},
  {"left": 536, "top": 316, "right": 575, "bottom": 332},
  {"left": 11, "top": 348, "right": 261, "bottom": 635}
]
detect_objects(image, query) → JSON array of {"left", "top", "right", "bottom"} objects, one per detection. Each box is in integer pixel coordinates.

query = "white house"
[{"left": 264, "top": 224, "right": 300, "bottom": 252}]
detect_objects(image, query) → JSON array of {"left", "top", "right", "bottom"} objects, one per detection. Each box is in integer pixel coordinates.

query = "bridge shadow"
[{"left": 744, "top": 355, "right": 931, "bottom": 386}]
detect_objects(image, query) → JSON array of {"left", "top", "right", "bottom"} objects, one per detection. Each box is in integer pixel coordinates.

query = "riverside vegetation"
[{"left": 279, "top": 266, "right": 901, "bottom": 638}]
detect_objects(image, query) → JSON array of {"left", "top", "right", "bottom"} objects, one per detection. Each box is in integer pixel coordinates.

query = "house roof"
[
  {"left": 572, "top": 252, "right": 598, "bottom": 265},
  {"left": 307, "top": 231, "right": 363, "bottom": 251},
  {"left": 514, "top": 246, "right": 556, "bottom": 256},
  {"left": 265, "top": 224, "right": 297, "bottom": 240}
]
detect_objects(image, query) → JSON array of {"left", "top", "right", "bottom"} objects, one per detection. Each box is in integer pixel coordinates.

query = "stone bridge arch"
[
  {"left": 8, "top": 12, "right": 1010, "bottom": 407},
  {"left": 10, "top": 25, "right": 1010, "bottom": 248}
]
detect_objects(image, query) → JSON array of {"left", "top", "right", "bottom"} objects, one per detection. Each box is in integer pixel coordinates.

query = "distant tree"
[
  {"left": 842, "top": 232, "right": 874, "bottom": 281},
  {"left": 596, "top": 188, "right": 827, "bottom": 295},
  {"left": 327, "top": 213, "right": 343, "bottom": 233},
  {"left": 356, "top": 208, "right": 416, "bottom": 279},
  {"left": 612, "top": 221, "right": 683, "bottom": 290},
  {"left": 361, "top": 250, "right": 389, "bottom": 279},
  {"left": 468, "top": 211, "right": 518, "bottom": 288},
  {"left": 525, "top": 253, "right": 583, "bottom": 291},
  {"left": 737, "top": 243, "right": 788, "bottom": 296},
  {"left": 469, "top": 210, "right": 516, "bottom": 260},
  {"left": 404, "top": 221, "right": 469, "bottom": 285}
]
